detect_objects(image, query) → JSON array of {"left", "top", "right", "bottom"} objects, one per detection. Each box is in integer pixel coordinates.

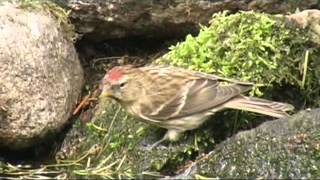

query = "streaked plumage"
[{"left": 99, "top": 65, "right": 294, "bottom": 147}]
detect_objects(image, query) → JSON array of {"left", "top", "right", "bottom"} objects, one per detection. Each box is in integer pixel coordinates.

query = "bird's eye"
[{"left": 119, "top": 82, "right": 127, "bottom": 88}]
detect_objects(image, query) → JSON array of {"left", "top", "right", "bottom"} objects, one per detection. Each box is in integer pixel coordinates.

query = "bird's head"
[{"left": 99, "top": 66, "right": 142, "bottom": 103}]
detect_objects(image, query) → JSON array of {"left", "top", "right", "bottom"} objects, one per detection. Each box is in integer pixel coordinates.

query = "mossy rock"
[{"left": 156, "top": 11, "right": 320, "bottom": 108}]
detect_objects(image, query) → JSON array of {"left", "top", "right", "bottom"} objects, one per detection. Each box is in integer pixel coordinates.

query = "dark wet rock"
[
  {"left": 62, "top": 0, "right": 319, "bottom": 41},
  {"left": 0, "top": 4, "right": 84, "bottom": 149},
  {"left": 193, "top": 108, "right": 320, "bottom": 179}
]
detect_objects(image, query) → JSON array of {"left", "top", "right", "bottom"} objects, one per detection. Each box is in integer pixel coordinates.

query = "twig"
[
  {"left": 73, "top": 94, "right": 91, "bottom": 115},
  {"left": 73, "top": 89, "right": 100, "bottom": 115},
  {"left": 92, "top": 56, "right": 123, "bottom": 67}
]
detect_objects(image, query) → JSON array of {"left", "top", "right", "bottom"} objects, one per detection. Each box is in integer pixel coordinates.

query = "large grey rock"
[
  {"left": 0, "top": 4, "right": 84, "bottom": 149},
  {"left": 64, "top": 0, "right": 319, "bottom": 41}
]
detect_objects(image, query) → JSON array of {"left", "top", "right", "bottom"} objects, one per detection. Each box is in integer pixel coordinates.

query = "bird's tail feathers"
[{"left": 223, "top": 95, "right": 294, "bottom": 118}]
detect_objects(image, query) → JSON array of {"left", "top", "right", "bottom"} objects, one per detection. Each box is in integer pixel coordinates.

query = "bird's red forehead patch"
[{"left": 106, "top": 67, "right": 123, "bottom": 81}]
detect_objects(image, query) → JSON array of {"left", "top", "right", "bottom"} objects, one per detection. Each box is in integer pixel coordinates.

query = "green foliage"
[{"left": 157, "top": 11, "right": 320, "bottom": 106}]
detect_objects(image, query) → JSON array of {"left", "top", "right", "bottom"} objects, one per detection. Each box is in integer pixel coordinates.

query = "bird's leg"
[
  {"left": 148, "top": 134, "right": 168, "bottom": 150},
  {"left": 148, "top": 129, "right": 182, "bottom": 150}
]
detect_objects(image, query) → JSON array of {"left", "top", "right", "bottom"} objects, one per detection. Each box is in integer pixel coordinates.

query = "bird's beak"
[
  {"left": 100, "top": 90, "right": 113, "bottom": 98},
  {"left": 99, "top": 85, "right": 113, "bottom": 98},
  {"left": 100, "top": 91, "right": 113, "bottom": 98}
]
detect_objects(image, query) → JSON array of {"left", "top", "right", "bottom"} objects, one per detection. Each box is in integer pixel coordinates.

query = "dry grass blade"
[
  {"left": 1, "top": 163, "right": 65, "bottom": 180},
  {"left": 59, "top": 144, "right": 101, "bottom": 164},
  {"left": 96, "top": 153, "right": 114, "bottom": 169},
  {"left": 90, "top": 123, "right": 109, "bottom": 132},
  {"left": 116, "top": 154, "right": 126, "bottom": 171},
  {"left": 301, "top": 50, "right": 309, "bottom": 89}
]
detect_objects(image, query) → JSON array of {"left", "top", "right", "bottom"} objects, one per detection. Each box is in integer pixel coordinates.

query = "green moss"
[
  {"left": 157, "top": 11, "right": 320, "bottom": 107},
  {"left": 61, "top": 100, "right": 145, "bottom": 178}
]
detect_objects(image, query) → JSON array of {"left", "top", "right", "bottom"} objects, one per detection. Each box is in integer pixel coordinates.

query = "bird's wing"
[
  {"left": 144, "top": 65, "right": 254, "bottom": 86},
  {"left": 142, "top": 78, "right": 252, "bottom": 120}
]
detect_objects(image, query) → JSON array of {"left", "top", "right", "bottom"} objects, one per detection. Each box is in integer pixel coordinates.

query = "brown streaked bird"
[{"left": 99, "top": 65, "right": 294, "bottom": 148}]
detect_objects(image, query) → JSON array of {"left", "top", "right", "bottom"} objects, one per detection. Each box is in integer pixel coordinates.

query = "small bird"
[{"left": 99, "top": 65, "right": 294, "bottom": 148}]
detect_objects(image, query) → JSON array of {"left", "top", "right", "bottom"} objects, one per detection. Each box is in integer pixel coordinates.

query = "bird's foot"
[
  {"left": 144, "top": 130, "right": 182, "bottom": 151},
  {"left": 146, "top": 137, "right": 167, "bottom": 151}
]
